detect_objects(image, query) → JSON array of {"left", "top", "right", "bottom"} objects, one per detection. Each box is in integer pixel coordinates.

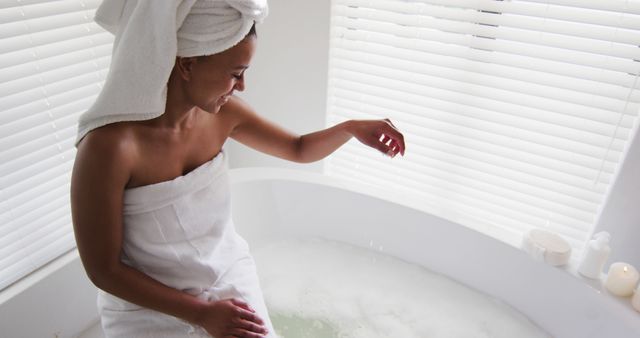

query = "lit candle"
[
  {"left": 604, "top": 263, "right": 640, "bottom": 297},
  {"left": 633, "top": 286, "right": 640, "bottom": 312}
]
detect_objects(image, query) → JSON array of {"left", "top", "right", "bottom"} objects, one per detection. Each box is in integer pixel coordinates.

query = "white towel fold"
[{"left": 75, "top": 0, "right": 268, "bottom": 145}]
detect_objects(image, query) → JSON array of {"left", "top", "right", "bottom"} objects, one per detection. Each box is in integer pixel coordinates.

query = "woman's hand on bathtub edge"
[
  {"left": 347, "top": 119, "right": 406, "bottom": 158},
  {"left": 195, "top": 298, "right": 269, "bottom": 338}
]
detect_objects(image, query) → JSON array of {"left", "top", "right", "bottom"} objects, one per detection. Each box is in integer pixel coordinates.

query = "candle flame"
[{"left": 624, "top": 266, "right": 628, "bottom": 273}]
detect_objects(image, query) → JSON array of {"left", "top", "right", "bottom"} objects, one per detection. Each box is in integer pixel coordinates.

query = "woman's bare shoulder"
[
  {"left": 78, "top": 122, "right": 138, "bottom": 158},
  {"left": 72, "top": 123, "right": 138, "bottom": 189},
  {"left": 217, "top": 95, "right": 259, "bottom": 131}
]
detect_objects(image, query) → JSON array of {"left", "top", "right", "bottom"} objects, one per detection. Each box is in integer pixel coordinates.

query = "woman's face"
[{"left": 180, "top": 36, "right": 256, "bottom": 113}]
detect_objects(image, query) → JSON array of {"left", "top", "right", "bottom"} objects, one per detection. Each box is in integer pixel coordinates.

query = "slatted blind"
[
  {"left": 326, "top": 0, "right": 640, "bottom": 255},
  {"left": 0, "top": 0, "right": 112, "bottom": 290}
]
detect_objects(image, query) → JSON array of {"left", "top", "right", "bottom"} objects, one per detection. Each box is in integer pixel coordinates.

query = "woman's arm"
[
  {"left": 227, "top": 96, "right": 405, "bottom": 163},
  {"left": 297, "top": 118, "right": 405, "bottom": 162},
  {"left": 71, "top": 129, "right": 268, "bottom": 337}
]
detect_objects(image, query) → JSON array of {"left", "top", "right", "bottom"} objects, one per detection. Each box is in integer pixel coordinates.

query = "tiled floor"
[{"left": 76, "top": 321, "right": 104, "bottom": 338}]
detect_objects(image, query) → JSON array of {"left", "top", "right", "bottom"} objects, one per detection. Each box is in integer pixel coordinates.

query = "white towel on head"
[
  {"left": 178, "top": 0, "right": 267, "bottom": 57},
  {"left": 75, "top": 0, "right": 268, "bottom": 145}
]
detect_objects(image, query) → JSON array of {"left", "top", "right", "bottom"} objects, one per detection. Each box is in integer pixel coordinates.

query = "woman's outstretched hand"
[
  {"left": 348, "top": 119, "right": 406, "bottom": 158},
  {"left": 197, "top": 298, "right": 269, "bottom": 338}
]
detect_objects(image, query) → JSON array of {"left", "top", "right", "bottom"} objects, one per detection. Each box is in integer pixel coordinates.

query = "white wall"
[
  {"left": 227, "top": 0, "right": 331, "bottom": 173},
  {"left": 595, "top": 125, "right": 640, "bottom": 269}
]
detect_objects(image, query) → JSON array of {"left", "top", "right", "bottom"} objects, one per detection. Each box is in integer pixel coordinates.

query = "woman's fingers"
[
  {"left": 225, "top": 332, "right": 266, "bottom": 338},
  {"left": 379, "top": 131, "right": 405, "bottom": 157},
  {"left": 230, "top": 299, "right": 255, "bottom": 313},
  {"left": 232, "top": 317, "right": 269, "bottom": 334},
  {"left": 372, "top": 136, "right": 392, "bottom": 155},
  {"left": 235, "top": 307, "right": 264, "bottom": 325},
  {"left": 235, "top": 309, "right": 264, "bottom": 326},
  {"left": 228, "top": 311, "right": 269, "bottom": 337},
  {"left": 376, "top": 120, "right": 405, "bottom": 157},
  {"left": 204, "top": 299, "right": 268, "bottom": 338},
  {"left": 373, "top": 135, "right": 399, "bottom": 157},
  {"left": 228, "top": 299, "right": 267, "bottom": 328},
  {"left": 227, "top": 328, "right": 267, "bottom": 337},
  {"left": 351, "top": 118, "right": 406, "bottom": 157},
  {"left": 384, "top": 118, "right": 398, "bottom": 130},
  {"left": 383, "top": 121, "right": 405, "bottom": 156},
  {"left": 225, "top": 302, "right": 269, "bottom": 337}
]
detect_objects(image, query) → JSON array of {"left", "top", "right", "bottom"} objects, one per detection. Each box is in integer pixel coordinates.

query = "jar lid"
[{"left": 521, "top": 229, "right": 572, "bottom": 266}]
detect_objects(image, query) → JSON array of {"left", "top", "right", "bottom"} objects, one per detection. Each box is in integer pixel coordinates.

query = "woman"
[{"left": 71, "top": 1, "right": 405, "bottom": 337}]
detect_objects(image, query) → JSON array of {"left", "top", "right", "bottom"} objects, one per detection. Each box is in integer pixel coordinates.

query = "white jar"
[{"left": 577, "top": 231, "right": 611, "bottom": 279}]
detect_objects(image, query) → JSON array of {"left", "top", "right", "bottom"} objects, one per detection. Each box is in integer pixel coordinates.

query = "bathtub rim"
[{"left": 228, "top": 166, "right": 617, "bottom": 289}]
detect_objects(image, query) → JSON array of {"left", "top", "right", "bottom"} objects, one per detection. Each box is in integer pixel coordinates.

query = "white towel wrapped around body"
[
  {"left": 97, "top": 152, "right": 276, "bottom": 337},
  {"left": 75, "top": 0, "right": 268, "bottom": 145}
]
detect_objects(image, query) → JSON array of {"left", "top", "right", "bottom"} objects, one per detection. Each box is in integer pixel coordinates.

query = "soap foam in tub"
[{"left": 253, "top": 238, "right": 550, "bottom": 338}]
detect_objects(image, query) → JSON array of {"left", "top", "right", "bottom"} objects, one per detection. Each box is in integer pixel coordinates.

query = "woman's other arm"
[
  {"left": 70, "top": 129, "right": 268, "bottom": 337},
  {"left": 227, "top": 96, "right": 405, "bottom": 163}
]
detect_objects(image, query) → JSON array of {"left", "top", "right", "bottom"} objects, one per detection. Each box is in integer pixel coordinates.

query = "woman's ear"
[{"left": 175, "top": 56, "right": 197, "bottom": 81}]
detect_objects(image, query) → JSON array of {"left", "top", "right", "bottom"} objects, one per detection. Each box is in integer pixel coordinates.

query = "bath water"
[{"left": 253, "top": 238, "right": 550, "bottom": 338}]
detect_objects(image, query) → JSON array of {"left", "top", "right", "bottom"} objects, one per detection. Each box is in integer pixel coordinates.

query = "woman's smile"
[{"left": 218, "top": 93, "right": 231, "bottom": 105}]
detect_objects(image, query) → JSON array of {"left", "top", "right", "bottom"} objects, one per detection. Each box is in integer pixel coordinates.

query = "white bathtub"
[{"left": 229, "top": 167, "right": 640, "bottom": 338}]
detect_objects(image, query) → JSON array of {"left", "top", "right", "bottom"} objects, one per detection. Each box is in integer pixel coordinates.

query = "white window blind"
[
  {"left": 0, "top": 0, "right": 112, "bottom": 290},
  {"left": 326, "top": 0, "right": 640, "bottom": 255}
]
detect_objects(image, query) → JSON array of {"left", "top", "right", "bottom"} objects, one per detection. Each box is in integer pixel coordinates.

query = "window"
[
  {"left": 0, "top": 0, "right": 112, "bottom": 290},
  {"left": 325, "top": 0, "right": 640, "bottom": 257}
]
